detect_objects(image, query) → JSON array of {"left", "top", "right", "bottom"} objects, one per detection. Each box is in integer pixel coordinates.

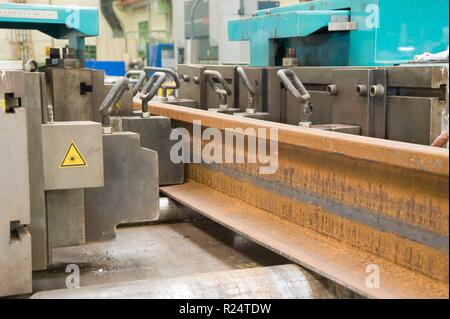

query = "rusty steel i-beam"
[{"left": 142, "top": 101, "right": 449, "bottom": 299}]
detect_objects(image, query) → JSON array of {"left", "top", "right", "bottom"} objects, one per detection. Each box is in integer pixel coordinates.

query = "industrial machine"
[
  {"left": 228, "top": 0, "right": 449, "bottom": 67},
  {"left": 1, "top": 0, "right": 449, "bottom": 300},
  {"left": 174, "top": 0, "right": 280, "bottom": 65},
  {"left": 175, "top": 0, "right": 449, "bottom": 145},
  {"left": 0, "top": 3, "right": 99, "bottom": 64},
  {"left": 110, "top": 68, "right": 185, "bottom": 186},
  {"left": 1, "top": 60, "right": 102, "bottom": 296},
  {"left": 0, "top": 62, "right": 31, "bottom": 297},
  {"left": 177, "top": 65, "right": 242, "bottom": 112},
  {"left": 0, "top": 3, "right": 172, "bottom": 297}
]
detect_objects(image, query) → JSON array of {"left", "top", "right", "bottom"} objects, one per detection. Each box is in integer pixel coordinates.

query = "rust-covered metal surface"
[{"left": 144, "top": 101, "right": 449, "bottom": 299}]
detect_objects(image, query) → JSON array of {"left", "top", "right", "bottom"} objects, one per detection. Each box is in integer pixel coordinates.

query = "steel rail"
[{"left": 143, "top": 101, "right": 449, "bottom": 299}]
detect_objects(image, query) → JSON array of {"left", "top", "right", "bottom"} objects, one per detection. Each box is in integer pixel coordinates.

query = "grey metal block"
[
  {"left": 46, "top": 189, "right": 86, "bottom": 250},
  {"left": 177, "top": 64, "right": 206, "bottom": 109},
  {"left": 0, "top": 108, "right": 30, "bottom": 229},
  {"left": 41, "top": 121, "right": 104, "bottom": 191},
  {"left": 386, "top": 96, "right": 443, "bottom": 145},
  {"left": 45, "top": 68, "right": 95, "bottom": 121},
  {"left": 0, "top": 70, "right": 25, "bottom": 97},
  {"left": 0, "top": 108, "right": 32, "bottom": 297},
  {"left": 0, "top": 227, "right": 31, "bottom": 297},
  {"left": 22, "top": 72, "right": 49, "bottom": 271},
  {"left": 118, "top": 116, "right": 184, "bottom": 186},
  {"left": 85, "top": 132, "right": 160, "bottom": 242}
]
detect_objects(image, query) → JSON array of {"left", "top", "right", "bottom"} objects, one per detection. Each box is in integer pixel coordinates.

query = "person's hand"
[{"left": 432, "top": 132, "right": 449, "bottom": 148}]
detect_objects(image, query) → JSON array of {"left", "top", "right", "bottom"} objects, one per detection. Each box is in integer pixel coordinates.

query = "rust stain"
[
  {"left": 189, "top": 164, "right": 448, "bottom": 283},
  {"left": 147, "top": 102, "right": 449, "bottom": 291}
]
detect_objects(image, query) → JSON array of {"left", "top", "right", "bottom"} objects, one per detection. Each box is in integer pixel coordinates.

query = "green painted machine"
[{"left": 228, "top": 0, "right": 449, "bottom": 67}]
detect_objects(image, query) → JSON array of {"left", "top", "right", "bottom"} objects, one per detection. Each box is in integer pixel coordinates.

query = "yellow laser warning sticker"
[
  {"left": 60, "top": 141, "right": 87, "bottom": 168},
  {"left": 0, "top": 99, "right": 5, "bottom": 113}
]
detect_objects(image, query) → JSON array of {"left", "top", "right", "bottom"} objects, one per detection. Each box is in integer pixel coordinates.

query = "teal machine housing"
[
  {"left": 228, "top": 0, "right": 449, "bottom": 66},
  {"left": 0, "top": 3, "right": 99, "bottom": 63}
]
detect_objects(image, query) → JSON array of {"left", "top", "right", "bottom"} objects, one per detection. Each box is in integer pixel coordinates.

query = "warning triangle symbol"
[{"left": 61, "top": 141, "right": 87, "bottom": 168}]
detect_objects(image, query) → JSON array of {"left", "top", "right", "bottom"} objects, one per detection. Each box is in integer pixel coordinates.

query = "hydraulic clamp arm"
[
  {"left": 99, "top": 77, "right": 130, "bottom": 130},
  {"left": 204, "top": 70, "right": 232, "bottom": 107},
  {"left": 139, "top": 72, "right": 168, "bottom": 116},
  {"left": 144, "top": 67, "right": 181, "bottom": 99},
  {"left": 125, "top": 70, "right": 147, "bottom": 97},
  {"left": 237, "top": 66, "right": 256, "bottom": 110},
  {"left": 277, "top": 69, "right": 312, "bottom": 126}
]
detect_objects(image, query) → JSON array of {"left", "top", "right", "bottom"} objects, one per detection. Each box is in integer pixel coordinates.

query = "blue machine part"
[
  {"left": 147, "top": 43, "right": 176, "bottom": 69},
  {"left": 0, "top": 3, "right": 99, "bottom": 62},
  {"left": 85, "top": 60, "right": 126, "bottom": 77},
  {"left": 228, "top": 0, "right": 449, "bottom": 67}
]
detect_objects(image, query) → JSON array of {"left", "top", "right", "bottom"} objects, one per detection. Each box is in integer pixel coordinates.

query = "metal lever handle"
[
  {"left": 125, "top": 70, "right": 147, "bottom": 97},
  {"left": 139, "top": 72, "right": 167, "bottom": 115},
  {"left": 100, "top": 77, "right": 130, "bottom": 129},
  {"left": 144, "top": 67, "right": 181, "bottom": 91},
  {"left": 204, "top": 70, "right": 232, "bottom": 106},
  {"left": 277, "top": 69, "right": 312, "bottom": 124},
  {"left": 237, "top": 66, "right": 256, "bottom": 110}
]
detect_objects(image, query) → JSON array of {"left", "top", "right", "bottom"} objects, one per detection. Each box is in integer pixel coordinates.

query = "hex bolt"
[
  {"left": 356, "top": 85, "right": 368, "bottom": 97},
  {"left": 370, "top": 84, "right": 385, "bottom": 98},
  {"left": 327, "top": 84, "right": 338, "bottom": 96},
  {"left": 193, "top": 76, "right": 200, "bottom": 84}
]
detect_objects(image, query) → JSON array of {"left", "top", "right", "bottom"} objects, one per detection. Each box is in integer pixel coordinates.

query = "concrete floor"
[{"left": 32, "top": 220, "right": 291, "bottom": 294}]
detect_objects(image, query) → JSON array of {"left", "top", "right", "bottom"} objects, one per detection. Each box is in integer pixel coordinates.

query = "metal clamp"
[
  {"left": 99, "top": 77, "right": 130, "bottom": 132},
  {"left": 277, "top": 69, "right": 313, "bottom": 125},
  {"left": 204, "top": 69, "right": 232, "bottom": 107},
  {"left": 139, "top": 72, "right": 167, "bottom": 117},
  {"left": 125, "top": 70, "right": 147, "bottom": 97},
  {"left": 144, "top": 67, "right": 180, "bottom": 99},
  {"left": 237, "top": 66, "right": 256, "bottom": 110}
]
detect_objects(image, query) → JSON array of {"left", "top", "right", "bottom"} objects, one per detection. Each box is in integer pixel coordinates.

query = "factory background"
[{"left": 0, "top": 0, "right": 302, "bottom": 68}]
